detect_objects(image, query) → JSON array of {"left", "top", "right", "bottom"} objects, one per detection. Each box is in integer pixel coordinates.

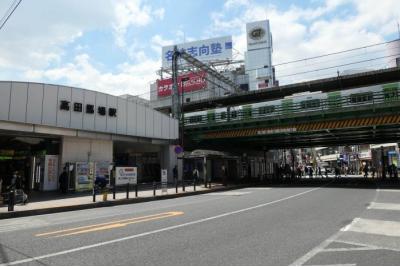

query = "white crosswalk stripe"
[
  {"left": 341, "top": 218, "right": 400, "bottom": 237},
  {"left": 368, "top": 202, "right": 400, "bottom": 211}
]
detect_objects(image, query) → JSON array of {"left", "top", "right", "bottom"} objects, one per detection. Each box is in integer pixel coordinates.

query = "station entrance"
[{"left": 0, "top": 133, "right": 60, "bottom": 196}]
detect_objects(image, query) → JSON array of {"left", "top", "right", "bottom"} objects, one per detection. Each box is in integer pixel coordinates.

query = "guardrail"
[{"left": 91, "top": 179, "right": 206, "bottom": 203}]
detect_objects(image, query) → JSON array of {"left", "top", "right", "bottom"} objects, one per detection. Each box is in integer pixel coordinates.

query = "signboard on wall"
[
  {"left": 246, "top": 20, "right": 271, "bottom": 51},
  {"left": 116, "top": 167, "right": 137, "bottom": 185},
  {"left": 162, "top": 36, "right": 233, "bottom": 69},
  {"left": 157, "top": 71, "right": 207, "bottom": 97}
]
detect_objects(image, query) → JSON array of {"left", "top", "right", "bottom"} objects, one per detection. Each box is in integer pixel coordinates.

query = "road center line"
[
  {"left": 2, "top": 186, "right": 322, "bottom": 266},
  {"left": 35, "top": 211, "right": 184, "bottom": 237}
]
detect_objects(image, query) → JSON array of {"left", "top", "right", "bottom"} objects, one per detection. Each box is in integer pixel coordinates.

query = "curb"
[{"left": 0, "top": 184, "right": 252, "bottom": 220}]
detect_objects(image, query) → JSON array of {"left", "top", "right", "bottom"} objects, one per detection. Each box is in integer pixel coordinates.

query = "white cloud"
[
  {"left": 25, "top": 53, "right": 160, "bottom": 98},
  {"left": 208, "top": 0, "right": 400, "bottom": 83},
  {"left": 0, "top": 0, "right": 113, "bottom": 71},
  {"left": 113, "top": 0, "right": 165, "bottom": 48}
]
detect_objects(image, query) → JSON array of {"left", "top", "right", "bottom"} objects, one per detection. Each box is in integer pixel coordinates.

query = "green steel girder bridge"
[{"left": 183, "top": 87, "right": 400, "bottom": 151}]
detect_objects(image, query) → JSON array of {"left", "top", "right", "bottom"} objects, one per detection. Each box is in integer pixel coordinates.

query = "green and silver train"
[{"left": 185, "top": 82, "right": 400, "bottom": 125}]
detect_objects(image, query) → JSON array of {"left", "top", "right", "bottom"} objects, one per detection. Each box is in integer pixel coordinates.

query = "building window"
[
  {"left": 98, "top": 106, "right": 106, "bottom": 116},
  {"left": 108, "top": 108, "right": 117, "bottom": 117},
  {"left": 86, "top": 104, "right": 94, "bottom": 114},
  {"left": 73, "top": 103, "right": 82, "bottom": 112},
  {"left": 60, "top": 100, "right": 70, "bottom": 111}
]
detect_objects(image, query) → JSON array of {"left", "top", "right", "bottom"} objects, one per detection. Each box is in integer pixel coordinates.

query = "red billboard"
[{"left": 157, "top": 71, "right": 206, "bottom": 97}]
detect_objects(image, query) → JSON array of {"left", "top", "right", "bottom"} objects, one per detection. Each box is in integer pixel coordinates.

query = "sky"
[{"left": 0, "top": 0, "right": 399, "bottom": 98}]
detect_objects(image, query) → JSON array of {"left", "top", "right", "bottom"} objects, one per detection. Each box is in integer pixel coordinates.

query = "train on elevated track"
[{"left": 185, "top": 82, "right": 400, "bottom": 126}]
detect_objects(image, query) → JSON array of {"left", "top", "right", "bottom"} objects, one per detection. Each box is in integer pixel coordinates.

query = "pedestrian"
[
  {"left": 334, "top": 166, "right": 340, "bottom": 178},
  {"left": 392, "top": 164, "right": 398, "bottom": 179},
  {"left": 173, "top": 165, "right": 178, "bottom": 181},
  {"left": 221, "top": 164, "right": 227, "bottom": 185},
  {"left": 59, "top": 167, "right": 68, "bottom": 194},
  {"left": 371, "top": 165, "right": 376, "bottom": 179},
  {"left": 363, "top": 164, "right": 369, "bottom": 178},
  {"left": 192, "top": 167, "right": 199, "bottom": 181}
]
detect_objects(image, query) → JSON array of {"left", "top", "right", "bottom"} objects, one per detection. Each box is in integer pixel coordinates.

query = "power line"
[
  {"left": 274, "top": 39, "right": 399, "bottom": 67},
  {"left": 278, "top": 53, "right": 400, "bottom": 78},
  {"left": 0, "top": 0, "right": 22, "bottom": 31}
]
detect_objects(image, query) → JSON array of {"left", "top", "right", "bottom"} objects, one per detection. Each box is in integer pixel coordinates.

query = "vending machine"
[{"left": 74, "top": 162, "right": 94, "bottom": 192}]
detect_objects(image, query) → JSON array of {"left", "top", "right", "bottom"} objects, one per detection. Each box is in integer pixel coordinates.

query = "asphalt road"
[{"left": 1, "top": 182, "right": 400, "bottom": 265}]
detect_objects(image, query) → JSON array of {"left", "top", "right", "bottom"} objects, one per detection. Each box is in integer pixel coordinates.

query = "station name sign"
[{"left": 60, "top": 100, "right": 117, "bottom": 117}]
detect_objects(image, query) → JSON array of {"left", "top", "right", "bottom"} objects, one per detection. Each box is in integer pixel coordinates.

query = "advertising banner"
[
  {"left": 116, "top": 167, "right": 137, "bottom": 185},
  {"left": 161, "top": 169, "right": 168, "bottom": 193},
  {"left": 162, "top": 36, "right": 233, "bottom": 69},
  {"left": 43, "top": 155, "right": 59, "bottom": 191},
  {"left": 95, "top": 161, "right": 110, "bottom": 184},
  {"left": 157, "top": 71, "right": 207, "bottom": 97}
]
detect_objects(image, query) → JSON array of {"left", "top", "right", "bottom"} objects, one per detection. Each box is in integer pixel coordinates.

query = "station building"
[{"left": 0, "top": 81, "right": 178, "bottom": 194}]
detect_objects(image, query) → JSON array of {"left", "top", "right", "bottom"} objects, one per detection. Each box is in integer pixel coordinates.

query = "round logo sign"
[{"left": 249, "top": 27, "right": 266, "bottom": 41}]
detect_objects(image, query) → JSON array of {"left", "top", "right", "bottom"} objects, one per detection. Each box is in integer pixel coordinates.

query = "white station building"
[{"left": 0, "top": 81, "right": 178, "bottom": 193}]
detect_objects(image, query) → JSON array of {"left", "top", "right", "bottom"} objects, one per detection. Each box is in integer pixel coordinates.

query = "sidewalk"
[{"left": 0, "top": 183, "right": 243, "bottom": 219}]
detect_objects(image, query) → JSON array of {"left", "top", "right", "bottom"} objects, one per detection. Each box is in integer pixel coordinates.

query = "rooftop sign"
[{"left": 162, "top": 36, "right": 233, "bottom": 69}]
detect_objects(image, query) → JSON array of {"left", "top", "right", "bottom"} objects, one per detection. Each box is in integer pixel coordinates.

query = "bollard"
[
  {"left": 135, "top": 184, "right": 138, "bottom": 197},
  {"left": 92, "top": 187, "right": 96, "bottom": 202},
  {"left": 182, "top": 180, "right": 185, "bottom": 192},
  {"left": 102, "top": 190, "right": 108, "bottom": 201},
  {"left": 113, "top": 184, "right": 116, "bottom": 200},
  {"left": 126, "top": 183, "right": 129, "bottom": 199},
  {"left": 193, "top": 179, "right": 196, "bottom": 191},
  {"left": 8, "top": 190, "right": 15, "bottom": 212},
  {"left": 175, "top": 179, "right": 178, "bottom": 194},
  {"left": 153, "top": 182, "right": 156, "bottom": 197}
]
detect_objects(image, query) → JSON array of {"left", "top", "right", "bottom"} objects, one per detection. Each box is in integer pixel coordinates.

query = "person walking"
[
  {"left": 221, "top": 164, "right": 228, "bottom": 186},
  {"left": 173, "top": 165, "right": 178, "bottom": 181},
  {"left": 371, "top": 165, "right": 376, "bottom": 179},
  {"left": 59, "top": 167, "right": 68, "bottom": 194},
  {"left": 363, "top": 164, "right": 369, "bottom": 179}
]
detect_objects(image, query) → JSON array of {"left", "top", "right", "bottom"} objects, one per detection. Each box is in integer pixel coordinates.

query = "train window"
[
  {"left": 189, "top": 115, "right": 203, "bottom": 123},
  {"left": 220, "top": 112, "right": 227, "bottom": 120},
  {"left": 300, "top": 99, "right": 320, "bottom": 109},
  {"left": 349, "top": 92, "right": 373, "bottom": 103},
  {"left": 384, "top": 90, "right": 398, "bottom": 100},
  {"left": 258, "top": 106, "right": 275, "bottom": 114},
  {"left": 207, "top": 112, "right": 216, "bottom": 121},
  {"left": 231, "top": 110, "right": 237, "bottom": 118}
]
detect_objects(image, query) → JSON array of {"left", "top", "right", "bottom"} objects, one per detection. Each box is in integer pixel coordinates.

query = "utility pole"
[{"left": 171, "top": 46, "right": 180, "bottom": 120}]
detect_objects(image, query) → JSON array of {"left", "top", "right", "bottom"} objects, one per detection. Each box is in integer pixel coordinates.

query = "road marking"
[
  {"left": 322, "top": 247, "right": 378, "bottom": 252},
  {"left": 341, "top": 218, "right": 400, "bottom": 237},
  {"left": 35, "top": 211, "right": 184, "bottom": 238},
  {"left": 376, "top": 189, "right": 400, "bottom": 193},
  {"left": 368, "top": 202, "right": 400, "bottom": 211},
  {"left": 207, "top": 192, "right": 252, "bottom": 196},
  {"left": 290, "top": 231, "right": 344, "bottom": 266},
  {"left": 2, "top": 186, "right": 323, "bottom": 266}
]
